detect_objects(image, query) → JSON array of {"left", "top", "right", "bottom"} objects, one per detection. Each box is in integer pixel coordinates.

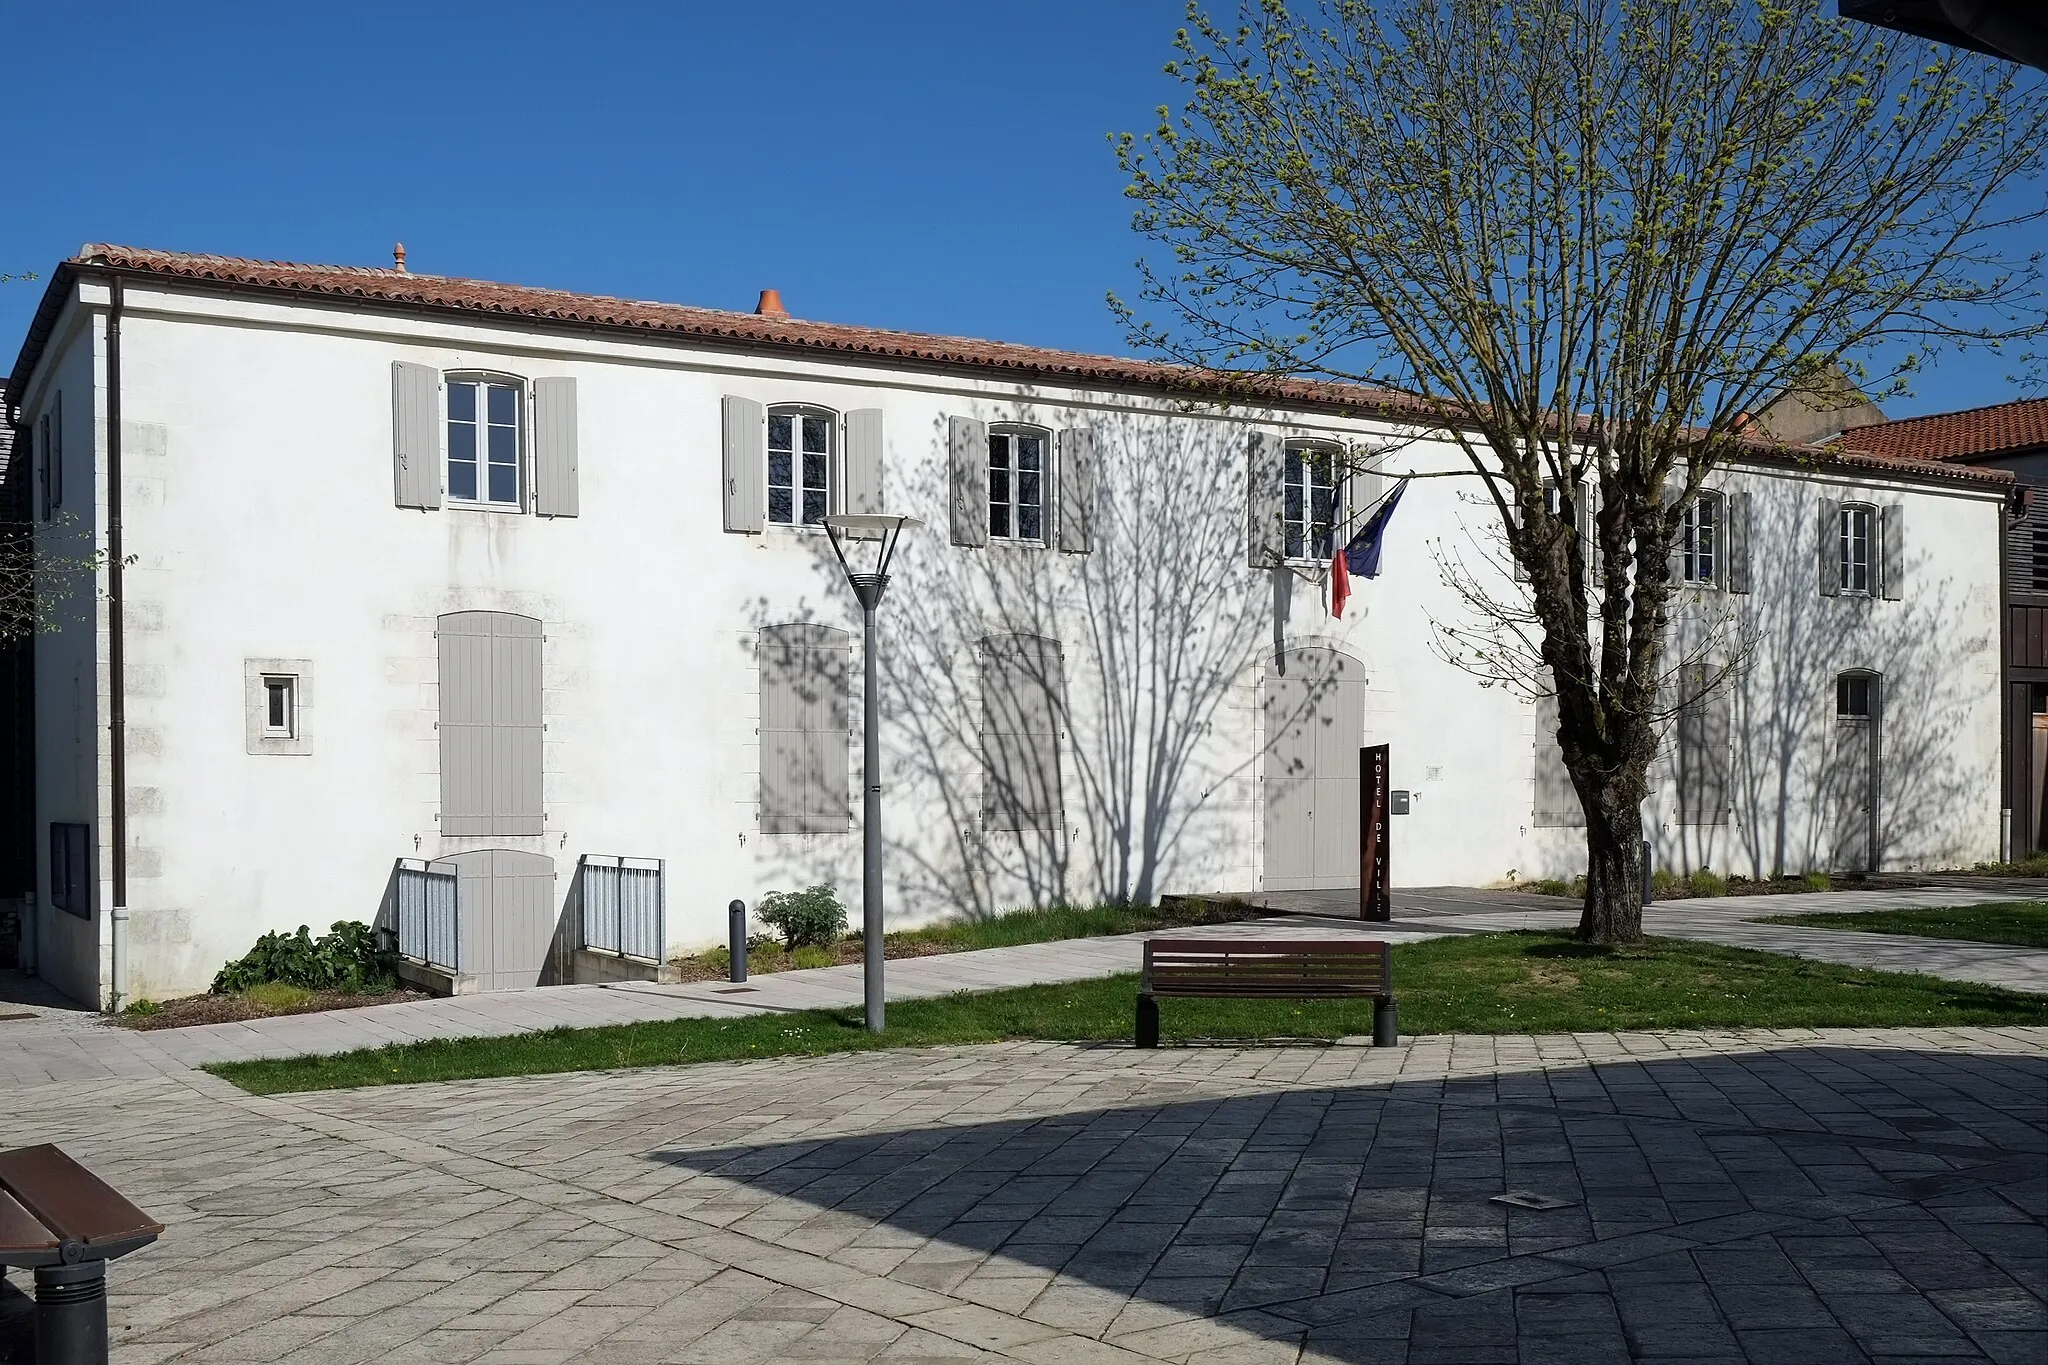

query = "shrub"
[
  {"left": 757, "top": 885, "right": 848, "bottom": 949},
  {"left": 1800, "top": 872, "right": 1833, "bottom": 892},
  {"left": 1690, "top": 867, "right": 1727, "bottom": 898},
  {"left": 123, "top": 998, "right": 161, "bottom": 1016},
  {"left": 1650, "top": 868, "right": 1680, "bottom": 900},
  {"left": 211, "top": 921, "right": 395, "bottom": 996},
  {"left": 1530, "top": 878, "right": 1572, "bottom": 898},
  {"left": 790, "top": 945, "right": 837, "bottom": 970}
]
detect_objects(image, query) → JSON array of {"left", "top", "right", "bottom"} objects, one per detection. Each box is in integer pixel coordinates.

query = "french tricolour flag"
[{"left": 1331, "top": 478, "right": 1408, "bottom": 620}]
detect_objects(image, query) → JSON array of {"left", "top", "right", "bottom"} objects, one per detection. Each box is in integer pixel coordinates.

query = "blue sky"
[{"left": 0, "top": 1, "right": 2032, "bottom": 418}]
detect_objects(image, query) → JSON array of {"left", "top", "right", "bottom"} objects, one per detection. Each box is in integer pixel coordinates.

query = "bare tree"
[
  {"left": 0, "top": 514, "right": 117, "bottom": 643},
  {"left": 1117, "top": 0, "right": 2048, "bottom": 940}
]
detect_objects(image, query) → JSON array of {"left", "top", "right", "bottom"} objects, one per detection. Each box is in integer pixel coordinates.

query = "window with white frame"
[
  {"left": 987, "top": 426, "right": 1048, "bottom": 542},
  {"left": 1682, "top": 491, "right": 1723, "bottom": 586},
  {"left": 262, "top": 675, "right": 298, "bottom": 737},
  {"left": 1838, "top": 502, "right": 1874, "bottom": 594},
  {"left": 768, "top": 406, "right": 834, "bottom": 526},
  {"left": 447, "top": 376, "right": 523, "bottom": 507},
  {"left": 1283, "top": 442, "right": 1343, "bottom": 561}
]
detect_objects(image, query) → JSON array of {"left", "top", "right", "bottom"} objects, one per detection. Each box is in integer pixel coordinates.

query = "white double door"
[{"left": 1263, "top": 647, "right": 1368, "bottom": 891}]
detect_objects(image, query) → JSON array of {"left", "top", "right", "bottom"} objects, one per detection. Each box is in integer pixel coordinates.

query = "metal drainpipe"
[{"left": 106, "top": 276, "right": 127, "bottom": 1013}]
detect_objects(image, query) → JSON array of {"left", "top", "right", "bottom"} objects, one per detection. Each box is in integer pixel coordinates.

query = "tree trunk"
[{"left": 1579, "top": 799, "right": 1646, "bottom": 944}]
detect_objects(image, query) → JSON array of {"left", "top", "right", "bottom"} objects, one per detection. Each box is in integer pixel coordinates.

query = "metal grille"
[
  {"left": 396, "top": 859, "right": 459, "bottom": 970},
  {"left": 579, "top": 856, "right": 665, "bottom": 962}
]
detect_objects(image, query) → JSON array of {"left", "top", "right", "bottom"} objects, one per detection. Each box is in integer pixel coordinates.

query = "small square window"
[{"left": 263, "top": 676, "right": 297, "bottom": 736}]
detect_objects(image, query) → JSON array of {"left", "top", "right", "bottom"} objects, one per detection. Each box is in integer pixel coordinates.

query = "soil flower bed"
[{"left": 121, "top": 982, "right": 430, "bottom": 1030}]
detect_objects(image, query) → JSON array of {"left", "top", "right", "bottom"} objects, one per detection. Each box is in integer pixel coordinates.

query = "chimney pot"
[
  {"left": 393, "top": 242, "right": 408, "bottom": 273},
  {"left": 755, "top": 288, "right": 788, "bottom": 321}
]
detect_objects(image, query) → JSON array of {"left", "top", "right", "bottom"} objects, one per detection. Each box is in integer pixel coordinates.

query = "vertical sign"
[{"left": 1360, "top": 744, "right": 1390, "bottom": 921}]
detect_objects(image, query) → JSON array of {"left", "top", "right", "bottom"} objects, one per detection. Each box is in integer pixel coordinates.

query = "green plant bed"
[
  {"left": 1755, "top": 901, "right": 2048, "bottom": 949},
  {"left": 207, "top": 931, "right": 2048, "bottom": 1095}
]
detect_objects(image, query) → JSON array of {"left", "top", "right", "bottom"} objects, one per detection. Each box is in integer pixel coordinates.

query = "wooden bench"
[
  {"left": 0, "top": 1144, "right": 164, "bottom": 1365},
  {"left": 1137, "top": 938, "right": 1398, "bottom": 1048}
]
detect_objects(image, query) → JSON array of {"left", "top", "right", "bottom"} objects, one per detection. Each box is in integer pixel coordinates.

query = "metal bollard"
[
  {"left": 1641, "top": 839, "right": 1653, "bottom": 907},
  {"left": 35, "top": 1260, "right": 108, "bottom": 1365},
  {"left": 728, "top": 900, "right": 747, "bottom": 983},
  {"left": 1373, "top": 997, "right": 1399, "bottom": 1048}
]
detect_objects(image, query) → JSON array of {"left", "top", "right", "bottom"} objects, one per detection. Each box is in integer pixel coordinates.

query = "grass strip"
[
  {"left": 208, "top": 931, "right": 2048, "bottom": 1095},
  {"left": 1754, "top": 901, "right": 2048, "bottom": 949}
]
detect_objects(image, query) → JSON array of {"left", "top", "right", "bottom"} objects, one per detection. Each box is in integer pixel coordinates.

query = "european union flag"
[{"left": 1342, "top": 478, "right": 1408, "bottom": 578}]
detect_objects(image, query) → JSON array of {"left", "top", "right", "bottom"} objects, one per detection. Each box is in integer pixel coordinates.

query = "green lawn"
[
  {"left": 1756, "top": 901, "right": 2048, "bottom": 949},
  {"left": 208, "top": 931, "right": 2048, "bottom": 1095}
]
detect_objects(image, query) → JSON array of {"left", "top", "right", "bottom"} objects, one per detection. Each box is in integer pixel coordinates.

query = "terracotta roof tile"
[
  {"left": 61, "top": 244, "right": 1430, "bottom": 416},
  {"left": 5, "top": 245, "right": 2013, "bottom": 493},
  {"left": 1835, "top": 396, "right": 2048, "bottom": 463}
]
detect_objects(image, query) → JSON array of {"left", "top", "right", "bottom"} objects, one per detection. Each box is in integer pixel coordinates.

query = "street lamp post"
[{"left": 822, "top": 513, "right": 922, "bottom": 1033}]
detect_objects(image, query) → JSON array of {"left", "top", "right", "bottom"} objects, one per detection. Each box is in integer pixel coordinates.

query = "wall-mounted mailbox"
[{"left": 1391, "top": 790, "right": 1411, "bottom": 815}]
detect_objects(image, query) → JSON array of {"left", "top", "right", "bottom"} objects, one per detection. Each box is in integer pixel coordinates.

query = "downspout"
[{"left": 106, "top": 276, "right": 127, "bottom": 1012}]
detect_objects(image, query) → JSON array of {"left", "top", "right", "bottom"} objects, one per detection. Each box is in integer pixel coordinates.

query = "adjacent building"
[{"left": 1, "top": 246, "right": 2013, "bottom": 1006}]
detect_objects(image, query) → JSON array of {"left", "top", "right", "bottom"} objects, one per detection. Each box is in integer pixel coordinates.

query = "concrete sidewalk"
[{"left": 1, "top": 885, "right": 2039, "bottom": 1084}]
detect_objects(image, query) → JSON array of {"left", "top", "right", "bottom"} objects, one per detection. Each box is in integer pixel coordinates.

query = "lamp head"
[{"left": 821, "top": 514, "right": 923, "bottom": 609}]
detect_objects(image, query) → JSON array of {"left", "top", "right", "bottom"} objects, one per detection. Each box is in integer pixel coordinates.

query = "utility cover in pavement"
[{"left": 1490, "top": 1190, "right": 1576, "bottom": 1210}]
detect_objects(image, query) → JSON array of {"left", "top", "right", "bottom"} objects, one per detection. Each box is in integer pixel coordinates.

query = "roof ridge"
[{"left": 1860, "top": 392, "right": 2048, "bottom": 431}]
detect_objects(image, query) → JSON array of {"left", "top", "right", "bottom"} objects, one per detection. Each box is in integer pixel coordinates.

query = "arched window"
[
  {"left": 1283, "top": 441, "right": 1344, "bottom": 561},
  {"left": 988, "top": 424, "right": 1050, "bottom": 543},
  {"left": 1682, "top": 490, "right": 1724, "bottom": 587},
  {"left": 446, "top": 373, "right": 524, "bottom": 507},
  {"left": 767, "top": 405, "right": 835, "bottom": 526}
]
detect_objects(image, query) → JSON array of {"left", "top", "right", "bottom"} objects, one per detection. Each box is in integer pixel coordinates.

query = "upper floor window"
[
  {"left": 988, "top": 425, "right": 1047, "bottom": 542},
  {"left": 447, "top": 376, "right": 522, "bottom": 507},
  {"left": 1838, "top": 502, "right": 1874, "bottom": 595},
  {"left": 1284, "top": 442, "right": 1343, "bottom": 561},
  {"left": 1682, "top": 491, "right": 1722, "bottom": 587},
  {"left": 769, "top": 405, "right": 834, "bottom": 526}
]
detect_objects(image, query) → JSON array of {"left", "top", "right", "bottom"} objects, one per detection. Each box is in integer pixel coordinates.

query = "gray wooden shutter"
[
  {"left": 37, "top": 413, "right": 50, "bottom": 520},
  {"left": 1663, "top": 477, "right": 1686, "bottom": 585},
  {"left": 1532, "top": 692, "right": 1585, "bottom": 827},
  {"left": 49, "top": 394, "right": 62, "bottom": 513},
  {"left": 1058, "top": 427, "right": 1097, "bottom": 553},
  {"left": 722, "top": 396, "right": 766, "bottom": 532},
  {"left": 981, "top": 635, "right": 1063, "bottom": 830},
  {"left": 1880, "top": 503, "right": 1904, "bottom": 600},
  {"left": 533, "top": 377, "right": 579, "bottom": 517},
  {"left": 1246, "top": 433, "right": 1283, "bottom": 567},
  {"left": 758, "top": 624, "right": 852, "bottom": 834},
  {"left": 392, "top": 361, "right": 442, "bottom": 510},
  {"left": 844, "top": 409, "right": 885, "bottom": 518},
  {"left": 437, "top": 611, "right": 543, "bottom": 837},
  {"left": 1726, "top": 490, "right": 1751, "bottom": 595},
  {"left": 949, "top": 416, "right": 989, "bottom": 547},
  {"left": 1676, "top": 666, "right": 1731, "bottom": 825},
  {"left": 1818, "top": 497, "right": 1841, "bottom": 597}
]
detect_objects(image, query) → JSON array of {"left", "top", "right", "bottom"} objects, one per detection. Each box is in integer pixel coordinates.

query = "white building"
[{"left": 1, "top": 246, "right": 2012, "bottom": 1007}]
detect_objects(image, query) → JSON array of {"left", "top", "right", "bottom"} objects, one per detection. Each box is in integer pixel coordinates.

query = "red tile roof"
[
  {"left": 1835, "top": 397, "right": 2048, "bottom": 463},
  {"left": 5, "top": 245, "right": 2013, "bottom": 492},
  {"left": 51, "top": 244, "right": 1431, "bottom": 417}
]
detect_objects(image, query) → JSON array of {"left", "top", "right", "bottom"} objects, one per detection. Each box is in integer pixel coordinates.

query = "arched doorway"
[
  {"left": 1832, "top": 671, "right": 1882, "bottom": 872},
  {"left": 1263, "top": 646, "right": 1368, "bottom": 891}
]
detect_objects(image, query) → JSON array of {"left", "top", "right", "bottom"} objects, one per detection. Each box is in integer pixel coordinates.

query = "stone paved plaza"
[{"left": 2, "top": 1028, "right": 2042, "bottom": 1364}]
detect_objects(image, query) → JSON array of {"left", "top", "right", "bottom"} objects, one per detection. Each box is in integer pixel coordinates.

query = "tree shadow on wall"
[
  {"left": 647, "top": 1043, "right": 2046, "bottom": 1364},
  {"left": 776, "top": 398, "right": 1287, "bottom": 919},
  {"left": 1659, "top": 487, "right": 1992, "bottom": 879}
]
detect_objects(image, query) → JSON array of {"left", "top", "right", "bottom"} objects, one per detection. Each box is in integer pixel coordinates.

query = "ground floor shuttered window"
[
  {"left": 758, "top": 624, "right": 852, "bottom": 834},
  {"left": 981, "top": 635, "right": 1064, "bottom": 831}
]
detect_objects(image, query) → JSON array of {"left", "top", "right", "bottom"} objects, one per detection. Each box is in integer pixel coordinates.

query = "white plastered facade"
[{"left": 12, "top": 276, "right": 2006, "bottom": 1005}]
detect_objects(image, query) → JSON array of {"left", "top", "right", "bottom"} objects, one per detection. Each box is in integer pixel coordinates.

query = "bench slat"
[
  {"left": 0, "top": 1144, "right": 164, "bottom": 1248},
  {"left": 0, "top": 1189, "right": 57, "bottom": 1256}
]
